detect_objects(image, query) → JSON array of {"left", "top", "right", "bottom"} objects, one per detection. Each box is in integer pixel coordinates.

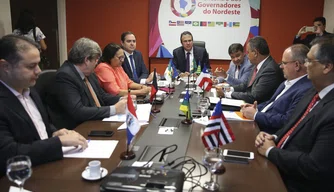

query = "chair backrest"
[
  {"left": 34, "top": 69, "right": 57, "bottom": 103},
  {"left": 193, "top": 41, "right": 206, "bottom": 48}
]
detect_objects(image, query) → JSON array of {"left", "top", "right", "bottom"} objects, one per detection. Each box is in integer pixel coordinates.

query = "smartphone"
[
  {"left": 223, "top": 156, "right": 249, "bottom": 164},
  {"left": 88, "top": 130, "right": 114, "bottom": 137},
  {"left": 223, "top": 149, "right": 254, "bottom": 159},
  {"left": 305, "top": 26, "right": 316, "bottom": 33}
]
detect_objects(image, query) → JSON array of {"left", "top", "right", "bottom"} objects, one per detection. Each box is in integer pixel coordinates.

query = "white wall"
[
  {"left": 324, "top": 0, "right": 334, "bottom": 33},
  {"left": 0, "top": 0, "right": 12, "bottom": 37}
]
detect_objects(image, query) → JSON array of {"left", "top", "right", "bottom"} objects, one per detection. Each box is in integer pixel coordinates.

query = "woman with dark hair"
[
  {"left": 13, "top": 10, "right": 47, "bottom": 51},
  {"left": 95, "top": 43, "right": 151, "bottom": 96}
]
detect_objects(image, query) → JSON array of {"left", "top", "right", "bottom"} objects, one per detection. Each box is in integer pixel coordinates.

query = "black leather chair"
[
  {"left": 34, "top": 70, "right": 57, "bottom": 102},
  {"left": 193, "top": 40, "right": 205, "bottom": 48}
]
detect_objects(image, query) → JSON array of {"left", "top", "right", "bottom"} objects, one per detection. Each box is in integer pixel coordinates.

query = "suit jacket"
[
  {"left": 0, "top": 83, "right": 62, "bottom": 177},
  {"left": 172, "top": 46, "right": 210, "bottom": 73},
  {"left": 122, "top": 50, "right": 149, "bottom": 83},
  {"left": 232, "top": 56, "right": 284, "bottom": 104},
  {"left": 223, "top": 56, "right": 253, "bottom": 85},
  {"left": 255, "top": 76, "right": 312, "bottom": 133},
  {"left": 293, "top": 31, "right": 331, "bottom": 48},
  {"left": 46, "top": 61, "right": 120, "bottom": 130},
  {"left": 268, "top": 87, "right": 334, "bottom": 192}
]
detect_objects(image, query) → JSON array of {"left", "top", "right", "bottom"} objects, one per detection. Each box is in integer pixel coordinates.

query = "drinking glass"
[
  {"left": 199, "top": 98, "right": 210, "bottom": 121},
  {"left": 7, "top": 155, "right": 32, "bottom": 192},
  {"left": 202, "top": 148, "right": 224, "bottom": 191},
  {"left": 222, "top": 84, "right": 231, "bottom": 98}
]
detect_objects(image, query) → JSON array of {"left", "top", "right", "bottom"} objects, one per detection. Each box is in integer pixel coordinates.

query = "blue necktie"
[
  {"left": 186, "top": 52, "right": 190, "bottom": 72},
  {"left": 129, "top": 55, "right": 138, "bottom": 82}
]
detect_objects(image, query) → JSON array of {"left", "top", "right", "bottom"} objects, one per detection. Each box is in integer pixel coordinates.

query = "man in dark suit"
[
  {"left": 46, "top": 38, "right": 126, "bottom": 130},
  {"left": 293, "top": 16, "right": 331, "bottom": 48},
  {"left": 121, "top": 31, "right": 152, "bottom": 84},
  {"left": 0, "top": 35, "right": 88, "bottom": 176},
  {"left": 217, "top": 36, "right": 285, "bottom": 104},
  {"left": 172, "top": 31, "right": 210, "bottom": 77},
  {"left": 241, "top": 44, "right": 312, "bottom": 133},
  {"left": 255, "top": 39, "right": 334, "bottom": 191},
  {"left": 215, "top": 43, "right": 253, "bottom": 85}
]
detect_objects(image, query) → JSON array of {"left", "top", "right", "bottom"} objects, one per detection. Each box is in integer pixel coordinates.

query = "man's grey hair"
[
  {"left": 68, "top": 37, "right": 102, "bottom": 64},
  {"left": 288, "top": 44, "right": 309, "bottom": 64}
]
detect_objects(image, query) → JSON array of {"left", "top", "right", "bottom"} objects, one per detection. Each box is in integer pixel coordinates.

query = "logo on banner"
[{"left": 171, "top": 0, "right": 196, "bottom": 17}]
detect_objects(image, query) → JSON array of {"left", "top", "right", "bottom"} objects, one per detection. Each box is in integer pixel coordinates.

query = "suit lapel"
[
  {"left": 67, "top": 62, "right": 96, "bottom": 107},
  {"left": 0, "top": 83, "right": 40, "bottom": 139},
  {"left": 123, "top": 54, "right": 133, "bottom": 78},
  {"left": 287, "top": 89, "right": 334, "bottom": 142},
  {"left": 133, "top": 51, "right": 139, "bottom": 76}
]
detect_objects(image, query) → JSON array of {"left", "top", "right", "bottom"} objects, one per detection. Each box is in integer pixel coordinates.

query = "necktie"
[
  {"left": 276, "top": 94, "right": 320, "bottom": 148},
  {"left": 129, "top": 55, "right": 138, "bottom": 82},
  {"left": 248, "top": 67, "right": 258, "bottom": 86},
  {"left": 84, "top": 77, "right": 101, "bottom": 107},
  {"left": 186, "top": 52, "right": 190, "bottom": 72}
]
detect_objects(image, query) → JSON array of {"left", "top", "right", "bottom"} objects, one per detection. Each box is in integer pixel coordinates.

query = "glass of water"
[
  {"left": 7, "top": 155, "right": 32, "bottom": 192},
  {"left": 222, "top": 84, "right": 231, "bottom": 98},
  {"left": 199, "top": 98, "right": 210, "bottom": 121}
]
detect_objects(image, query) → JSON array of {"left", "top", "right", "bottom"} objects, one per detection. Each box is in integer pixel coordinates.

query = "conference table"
[{"left": 0, "top": 82, "right": 287, "bottom": 192}]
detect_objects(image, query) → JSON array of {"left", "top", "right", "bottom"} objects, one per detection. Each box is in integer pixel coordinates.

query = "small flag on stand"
[
  {"left": 201, "top": 100, "right": 235, "bottom": 149},
  {"left": 179, "top": 90, "right": 192, "bottom": 120},
  {"left": 195, "top": 61, "right": 202, "bottom": 75},
  {"left": 150, "top": 68, "right": 158, "bottom": 102},
  {"left": 195, "top": 66, "right": 213, "bottom": 91},
  {"left": 126, "top": 92, "right": 140, "bottom": 145}
]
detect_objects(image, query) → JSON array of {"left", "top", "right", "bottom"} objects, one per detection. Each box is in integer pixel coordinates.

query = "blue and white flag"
[{"left": 126, "top": 93, "right": 140, "bottom": 145}]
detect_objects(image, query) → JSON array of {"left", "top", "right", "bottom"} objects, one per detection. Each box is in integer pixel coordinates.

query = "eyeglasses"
[
  {"left": 304, "top": 58, "right": 320, "bottom": 64},
  {"left": 116, "top": 56, "right": 125, "bottom": 61},
  {"left": 279, "top": 61, "right": 296, "bottom": 65}
]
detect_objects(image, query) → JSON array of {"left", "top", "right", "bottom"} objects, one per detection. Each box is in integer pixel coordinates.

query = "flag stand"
[
  {"left": 120, "top": 143, "right": 136, "bottom": 160},
  {"left": 151, "top": 95, "right": 161, "bottom": 113},
  {"left": 120, "top": 89, "right": 136, "bottom": 160},
  {"left": 181, "top": 111, "right": 193, "bottom": 125}
]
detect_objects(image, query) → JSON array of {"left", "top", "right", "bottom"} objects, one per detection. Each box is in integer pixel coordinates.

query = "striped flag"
[
  {"left": 179, "top": 90, "right": 192, "bottom": 120},
  {"left": 195, "top": 65, "right": 213, "bottom": 91},
  {"left": 201, "top": 100, "right": 235, "bottom": 149},
  {"left": 126, "top": 93, "right": 140, "bottom": 145},
  {"left": 150, "top": 68, "right": 158, "bottom": 102}
]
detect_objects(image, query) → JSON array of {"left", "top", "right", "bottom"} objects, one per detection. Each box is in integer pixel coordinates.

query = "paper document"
[
  {"left": 223, "top": 111, "right": 253, "bottom": 121},
  {"left": 209, "top": 97, "right": 245, "bottom": 107},
  {"left": 103, "top": 104, "right": 152, "bottom": 122},
  {"left": 62, "top": 140, "right": 118, "bottom": 158}
]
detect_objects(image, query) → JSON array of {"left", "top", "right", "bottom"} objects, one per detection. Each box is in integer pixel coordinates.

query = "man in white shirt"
[
  {"left": 0, "top": 35, "right": 88, "bottom": 176},
  {"left": 255, "top": 37, "right": 334, "bottom": 191},
  {"left": 240, "top": 44, "right": 312, "bottom": 133}
]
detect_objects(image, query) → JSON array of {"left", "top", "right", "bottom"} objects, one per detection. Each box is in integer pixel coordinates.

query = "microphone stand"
[{"left": 151, "top": 94, "right": 160, "bottom": 113}]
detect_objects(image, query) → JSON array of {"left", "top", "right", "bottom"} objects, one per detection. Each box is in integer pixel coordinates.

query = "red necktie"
[
  {"left": 248, "top": 68, "right": 257, "bottom": 86},
  {"left": 276, "top": 94, "right": 320, "bottom": 148}
]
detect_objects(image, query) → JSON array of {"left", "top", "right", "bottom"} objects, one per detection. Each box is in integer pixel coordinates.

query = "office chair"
[
  {"left": 193, "top": 40, "right": 206, "bottom": 48},
  {"left": 34, "top": 69, "right": 57, "bottom": 100}
]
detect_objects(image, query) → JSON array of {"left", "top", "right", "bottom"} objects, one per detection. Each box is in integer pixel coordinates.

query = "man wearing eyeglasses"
[
  {"left": 46, "top": 38, "right": 126, "bottom": 130},
  {"left": 121, "top": 31, "right": 154, "bottom": 84},
  {"left": 255, "top": 37, "right": 334, "bottom": 191},
  {"left": 240, "top": 44, "right": 312, "bottom": 133},
  {"left": 293, "top": 16, "right": 331, "bottom": 48}
]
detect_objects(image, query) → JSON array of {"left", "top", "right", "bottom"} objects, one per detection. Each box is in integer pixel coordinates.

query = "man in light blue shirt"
[{"left": 215, "top": 43, "right": 253, "bottom": 85}]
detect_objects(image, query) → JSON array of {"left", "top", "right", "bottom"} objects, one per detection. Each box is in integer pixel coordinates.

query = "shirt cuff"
[
  {"left": 224, "top": 74, "right": 229, "bottom": 81},
  {"left": 265, "top": 146, "right": 275, "bottom": 157},
  {"left": 295, "top": 35, "right": 300, "bottom": 38},
  {"left": 109, "top": 106, "right": 116, "bottom": 116},
  {"left": 140, "top": 79, "right": 146, "bottom": 85},
  {"left": 217, "top": 77, "right": 224, "bottom": 83},
  {"left": 225, "top": 87, "right": 234, "bottom": 98}
]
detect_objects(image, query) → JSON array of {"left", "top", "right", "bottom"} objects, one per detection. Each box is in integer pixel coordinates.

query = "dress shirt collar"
[
  {"left": 285, "top": 74, "right": 307, "bottom": 86},
  {"left": 124, "top": 50, "right": 133, "bottom": 57},
  {"left": 319, "top": 83, "right": 334, "bottom": 100},
  {"left": 184, "top": 47, "right": 194, "bottom": 56},
  {"left": 73, "top": 64, "right": 85, "bottom": 80},
  {"left": 0, "top": 80, "right": 30, "bottom": 97},
  {"left": 256, "top": 56, "right": 269, "bottom": 71}
]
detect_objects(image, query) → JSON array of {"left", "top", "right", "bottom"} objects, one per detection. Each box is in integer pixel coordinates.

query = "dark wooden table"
[{"left": 0, "top": 119, "right": 286, "bottom": 192}]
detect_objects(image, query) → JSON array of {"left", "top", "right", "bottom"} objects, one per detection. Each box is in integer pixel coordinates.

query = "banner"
[{"left": 149, "top": 0, "right": 260, "bottom": 60}]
